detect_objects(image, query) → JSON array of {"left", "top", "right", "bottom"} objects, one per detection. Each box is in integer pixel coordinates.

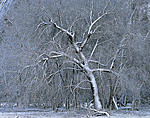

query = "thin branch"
[
  {"left": 46, "top": 67, "right": 82, "bottom": 84},
  {"left": 42, "top": 40, "right": 62, "bottom": 50},
  {"left": 46, "top": 70, "right": 61, "bottom": 84},
  {"left": 129, "top": 7, "right": 136, "bottom": 25},
  {"left": 88, "top": 60, "right": 108, "bottom": 67},
  {"left": 35, "top": 21, "right": 50, "bottom": 32},
  {"left": 97, "top": 38, "right": 114, "bottom": 46},
  {"left": 37, "top": 53, "right": 50, "bottom": 62},
  {"left": 103, "top": 0, "right": 111, "bottom": 14},
  {"left": 144, "top": 31, "right": 150, "bottom": 40},
  {"left": 73, "top": 80, "right": 91, "bottom": 92},
  {"left": 89, "top": 39, "right": 99, "bottom": 60},
  {"left": 69, "top": 17, "right": 85, "bottom": 31},
  {"left": 92, "top": 24, "right": 103, "bottom": 34},
  {"left": 92, "top": 68, "right": 119, "bottom": 76},
  {"left": 49, "top": 51, "right": 72, "bottom": 60},
  {"left": 52, "top": 30, "right": 62, "bottom": 41},
  {"left": 63, "top": 60, "right": 83, "bottom": 69},
  {"left": 90, "top": 0, "right": 94, "bottom": 24},
  {"left": 110, "top": 38, "right": 126, "bottom": 69},
  {"left": 50, "top": 54, "right": 63, "bottom": 58},
  {"left": 49, "top": 51, "right": 83, "bottom": 68}
]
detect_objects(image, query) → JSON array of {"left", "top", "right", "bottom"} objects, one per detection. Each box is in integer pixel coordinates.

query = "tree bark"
[{"left": 86, "top": 70, "right": 102, "bottom": 110}]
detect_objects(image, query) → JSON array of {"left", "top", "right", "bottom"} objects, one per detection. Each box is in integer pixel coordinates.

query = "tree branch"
[
  {"left": 49, "top": 19, "right": 74, "bottom": 41},
  {"left": 92, "top": 68, "right": 119, "bottom": 76},
  {"left": 80, "top": 12, "right": 109, "bottom": 50}
]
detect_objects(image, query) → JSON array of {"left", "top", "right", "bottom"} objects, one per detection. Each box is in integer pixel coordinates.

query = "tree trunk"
[{"left": 87, "top": 71, "right": 102, "bottom": 110}]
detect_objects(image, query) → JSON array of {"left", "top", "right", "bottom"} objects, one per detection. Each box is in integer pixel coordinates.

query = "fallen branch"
[{"left": 81, "top": 107, "right": 110, "bottom": 117}]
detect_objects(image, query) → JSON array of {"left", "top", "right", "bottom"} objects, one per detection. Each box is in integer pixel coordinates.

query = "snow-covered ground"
[
  {"left": 0, "top": 109, "right": 150, "bottom": 118},
  {"left": 0, "top": 111, "right": 82, "bottom": 118}
]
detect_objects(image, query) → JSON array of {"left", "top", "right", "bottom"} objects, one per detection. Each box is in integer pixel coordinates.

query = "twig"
[{"left": 89, "top": 39, "right": 99, "bottom": 60}]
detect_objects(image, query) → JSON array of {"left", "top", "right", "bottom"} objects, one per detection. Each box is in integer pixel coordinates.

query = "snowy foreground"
[{"left": 0, "top": 108, "right": 150, "bottom": 118}]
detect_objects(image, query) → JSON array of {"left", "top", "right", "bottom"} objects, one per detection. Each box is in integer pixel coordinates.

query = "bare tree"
[{"left": 36, "top": 0, "right": 122, "bottom": 110}]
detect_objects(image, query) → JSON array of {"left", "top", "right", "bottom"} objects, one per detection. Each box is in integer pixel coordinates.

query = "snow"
[
  {"left": 0, "top": 109, "right": 150, "bottom": 118},
  {"left": 0, "top": 111, "right": 83, "bottom": 118}
]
